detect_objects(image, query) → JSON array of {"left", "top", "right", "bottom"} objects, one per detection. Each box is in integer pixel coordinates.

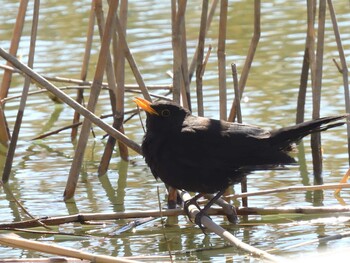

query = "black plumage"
[{"left": 134, "top": 97, "right": 347, "bottom": 224}]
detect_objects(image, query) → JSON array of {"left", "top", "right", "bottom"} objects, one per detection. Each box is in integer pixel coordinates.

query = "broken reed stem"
[
  {"left": 328, "top": 0, "right": 350, "bottom": 163},
  {"left": 0, "top": 233, "right": 140, "bottom": 263},
  {"left": 179, "top": 192, "right": 281, "bottom": 262},
  {"left": 71, "top": 0, "right": 95, "bottom": 140},
  {"left": 228, "top": 0, "right": 261, "bottom": 122},
  {"left": 217, "top": 0, "right": 228, "bottom": 120},
  {"left": 2, "top": 0, "right": 40, "bottom": 183},
  {"left": 64, "top": 0, "right": 119, "bottom": 201},
  {"left": 311, "top": 0, "right": 326, "bottom": 179},
  {"left": 195, "top": 0, "right": 209, "bottom": 116}
]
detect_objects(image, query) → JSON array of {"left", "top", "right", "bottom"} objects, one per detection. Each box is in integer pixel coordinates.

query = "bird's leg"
[
  {"left": 183, "top": 192, "right": 204, "bottom": 222},
  {"left": 194, "top": 189, "right": 226, "bottom": 227},
  {"left": 167, "top": 186, "right": 179, "bottom": 209},
  {"left": 204, "top": 193, "right": 238, "bottom": 224}
]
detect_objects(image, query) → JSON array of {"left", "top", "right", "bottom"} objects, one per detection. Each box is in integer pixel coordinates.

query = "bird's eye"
[{"left": 161, "top": 109, "right": 171, "bottom": 117}]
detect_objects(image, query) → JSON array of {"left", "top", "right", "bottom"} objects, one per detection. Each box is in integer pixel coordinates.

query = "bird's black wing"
[{"left": 175, "top": 116, "right": 295, "bottom": 170}]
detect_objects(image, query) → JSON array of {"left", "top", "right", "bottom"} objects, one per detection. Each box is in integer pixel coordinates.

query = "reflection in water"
[{"left": 1, "top": 0, "right": 350, "bottom": 262}]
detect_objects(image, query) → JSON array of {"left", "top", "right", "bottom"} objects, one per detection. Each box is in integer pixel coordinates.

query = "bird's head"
[{"left": 134, "top": 97, "right": 190, "bottom": 133}]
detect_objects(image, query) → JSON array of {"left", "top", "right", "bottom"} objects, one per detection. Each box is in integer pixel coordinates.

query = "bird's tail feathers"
[{"left": 270, "top": 114, "right": 348, "bottom": 149}]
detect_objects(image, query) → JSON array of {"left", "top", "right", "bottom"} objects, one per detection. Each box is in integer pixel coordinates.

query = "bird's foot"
[
  {"left": 222, "top": 203, "right": 239, "bottom": 225},
  {"left": 225, "top": 205, "right": 239, "bottom": 224},
  {"left": 194, "top": 210, "right": 211, "bottom": 233}
]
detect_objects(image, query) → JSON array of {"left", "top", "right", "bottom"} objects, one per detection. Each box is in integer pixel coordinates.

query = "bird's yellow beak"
[{"left": 133, "top": 97, "right": 159, "bottom": 115}]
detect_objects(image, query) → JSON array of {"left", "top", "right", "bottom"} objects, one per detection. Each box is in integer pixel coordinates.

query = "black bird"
[{"left": 134, "top": 97, "right": 347, "bottom": 225}]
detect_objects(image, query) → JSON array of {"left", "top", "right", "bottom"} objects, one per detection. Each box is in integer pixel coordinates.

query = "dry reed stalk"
[
  {"left": 180, "top": 13, "right": 191, "bottom": 111},
  {"left": 231, "top": 64, "right": 241, "bottom": 123},
  {"left": 311, "top": 0, "right": 326, "bottom": 179},
  {"left": 0, "top": 0, "right": 29, "bottom": 145},
  {"left": 228, "top": 0, "right": 261, "bottom": 122},
  {"left": 171, "top": 0, "right": 187, "bottom": 104},
  {"left": 189, "top": 0, "right": 219, "bottom": 81},
  {"left": 231, "top": 63, "right": 247, "bottom": 207},
  {"left": 168, "top": 0, "right": 188, "bottom": 207},
  {"left": 114, "top": 0, "right": 129, "bottom": 161},
  {"left": 115, "top": 13, "right": 152, "bottom": 101},
  {"left": 97, "top": 0, "right": 128, "bottom": 175},
  {"left": 0, "top": 233, "right": 140, "bottom": 263},
  {"left": 180, "top": 191, "right": 281, "bottom": 262},
  {"left": 0, "top": 106, "right": 9, "bottom": 147},
  {"left": 217, "top": 0, "right": 228, "bottom": 120},
  {"left": 2, "top": 0, "right": 40, "bottom": 183},
  {"left": 0, "top": 258, "right": 89, "bottom": 263},
  {"left": 195, "top": 0, "right": 209, "bottom": 116},
  {"left": 328, "top": 0, "right": 350, "bottom": 162},
  {"left": 295, "top": 47, "right": 309, "bottom": 124},
  {"left": 71, "top": 0, "right": 95, "bottom": 140},
  {"left": 64, "top": 0, "right": 120, "bottom": 201},
  {"left": 296, "top": 1, "right": 316, "bottom": 124},
  {"left": 0, "top": 0, "right": 28, "bottom": 100},
  {"left": 0, "top": 49, "right": 141, "bottom": 153}
]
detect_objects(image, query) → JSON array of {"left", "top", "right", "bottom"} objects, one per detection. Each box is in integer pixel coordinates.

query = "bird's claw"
[{"left": 225, "top": 205, "right": 239, "bottom": 224}]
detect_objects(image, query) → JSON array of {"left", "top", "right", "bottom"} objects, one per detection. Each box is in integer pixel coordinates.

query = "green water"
[{"left": 1, "top": 0, "right": 350, "bottom": 262}]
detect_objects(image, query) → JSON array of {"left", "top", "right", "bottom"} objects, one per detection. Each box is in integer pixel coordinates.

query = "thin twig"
[
  {"left": 228, "top": 182, "right": 350, "bottom": 199},
  {"left": 0, "top": 181, "right": 51, "bottom": 230}
]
